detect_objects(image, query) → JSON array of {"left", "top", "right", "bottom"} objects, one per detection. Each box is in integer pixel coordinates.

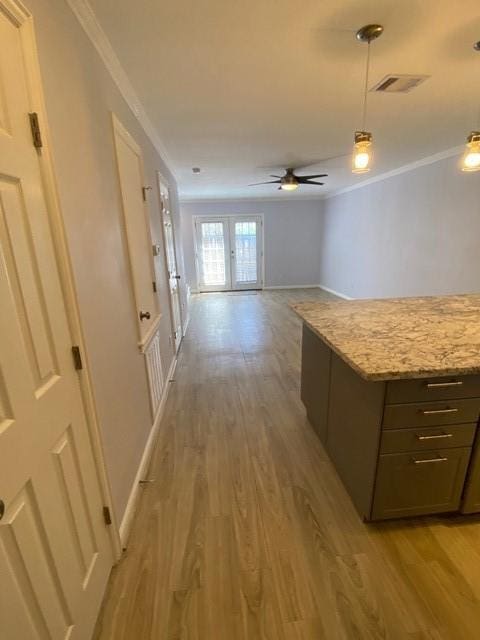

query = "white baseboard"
[
  {"left": 318, "top": 284, "right": 354, "bottom": 300},
  {"left": 182, "top": 313, "right": 190, "bottom": 336},
  {"left": 263, "top": 284, "right": 321, "bottom": 290},
  {"left": 118, "top": 354, "right": 177, "bottom": 547}
]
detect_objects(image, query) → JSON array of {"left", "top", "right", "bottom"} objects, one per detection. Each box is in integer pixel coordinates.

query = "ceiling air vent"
[{"left": 371, "top": 74, "right": 430, "bottom": 93}]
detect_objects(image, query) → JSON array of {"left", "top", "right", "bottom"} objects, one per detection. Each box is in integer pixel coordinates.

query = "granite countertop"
[{"left": 292, "top": 294, "right": 480, "bottom": 381}]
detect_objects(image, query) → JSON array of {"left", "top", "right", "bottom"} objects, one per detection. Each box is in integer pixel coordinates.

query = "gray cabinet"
[
  {"left": 372, "top": 448, "right": 471, "bottom": 520},
  {"left": 300, "top": 323, "right": 480, "bottom": 521},
  {"left": 461, "top": 437, "right": 480, "bottom": 514},
  {"left": 300, "top": 324, "right": 331, "bottom": 445}
]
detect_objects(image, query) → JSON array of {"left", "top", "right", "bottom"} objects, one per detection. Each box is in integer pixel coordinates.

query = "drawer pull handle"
[
  {"left": 426, "top": 381, "right": 463, "bottom": 389},
  {"left": 420, "top": 408, "right": 458, "bottom": 416},
  {"left": 415, "top": 432, "right": 453, "bottom": 440},
  {"left": 412, "top": 454, "right": 448, "bottom": 464}
]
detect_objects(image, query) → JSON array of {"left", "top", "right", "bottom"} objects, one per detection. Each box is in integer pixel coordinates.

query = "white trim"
[
  {"left": 1, "top": 0, "right": 29, "bottom": 24},
  {"left": 325, "top": 145, "right": 463, "bottom": 199},
  {"left": 263, "top": 284, "right": 322, "bottom": 290},
  {"left": 138, "top": 314, "right": 162, "bottom": 353},
  {"left": 180, "top": 194, "right": 325, "bottom": 205},
  {"left": 318, "top": 284, "right": 354, "bottom": 300},
  {"left": 119, "top": 354, "right": 178, "bottom": 547},
  {"left": 182, "top": 312, "right": 191, "bottom": 336},
  {"left": 4, "top": 0, "right": 121, "bottom": 558},
  {"left": 180, "top": 146, "right": 465, "bottom": 205},
  {"left": 65, "top": 0, "right": 176, "bottom": 178}
]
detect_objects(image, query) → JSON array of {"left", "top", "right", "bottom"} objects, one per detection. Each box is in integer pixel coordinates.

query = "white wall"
[
  {"left": 320, "top": 155, "right": 480, "bottom": 299},
  {"left": 180, "top": 199, "right": 323, "bottom": 290}
]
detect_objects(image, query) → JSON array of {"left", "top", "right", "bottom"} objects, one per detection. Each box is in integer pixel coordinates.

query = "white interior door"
[
  {"left": 158, "top": 174, "right": 182, "bottom": 352},
  {"left": 0, "top": 8, "right": 113, "bottom": 640},
  {"left": 113, "top": 116, "right": 159, "bottom": 348},
  {"left": 195, "top": 216, "right": 263, "bottom": 292},
  {"left": 195, "top": 217, "right": 231, "bottom": 292}
]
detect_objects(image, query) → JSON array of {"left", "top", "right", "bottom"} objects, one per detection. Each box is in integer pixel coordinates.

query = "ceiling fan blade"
[
  {"left": 297, "top": 174, "right": 328, "bottom": 181},
  {"left": 248, "top": 180, "right": 282, "bottom": 186},
  {"left": 295, "top": 153, "right": 349, "bottom": 172},
  {"left": 302, "top": 181, "right": 324, "bottom": 186},
  {"left": 269, "top": 174, "right": 283, "bottom": 178}
]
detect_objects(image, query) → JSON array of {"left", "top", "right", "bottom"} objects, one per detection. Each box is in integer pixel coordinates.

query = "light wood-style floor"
[{"left": 95, "top": 289, "right": 480, "bottom": 640}]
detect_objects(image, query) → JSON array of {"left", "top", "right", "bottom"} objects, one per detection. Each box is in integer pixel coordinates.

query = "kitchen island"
[{"left": 293, "top": 294, "right": 480, "bottom": 521}]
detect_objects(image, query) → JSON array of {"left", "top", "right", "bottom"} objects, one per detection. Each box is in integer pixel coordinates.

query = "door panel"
[
  {"left": 196, "top": 218, "right": 231, "bottom": 292},
  {"left": 195, "top": 216, "right": 263, "bottom": 292},
  {"left": 113, "top": 116, "right": 159, "bottom": 344},
  {"left": 158, "top": 175, "right": 182, "bottom": 352},
  {"left": 230, "top": 217, "right": 262, "bottom": 290},
  {"left": 0, "top": 8, "right": 113, "bottom": 640}
]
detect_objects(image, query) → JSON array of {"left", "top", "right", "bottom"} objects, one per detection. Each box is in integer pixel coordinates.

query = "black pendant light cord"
[{"left": 361, "top": 40, "right": 371, "bottom": 131}]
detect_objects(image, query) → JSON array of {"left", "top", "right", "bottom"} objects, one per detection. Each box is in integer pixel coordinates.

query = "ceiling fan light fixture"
[
  {"left": 461, "top": 131, "right": 480, "bottom": 172},
  {"left": 280, "top": 182, "right": 299, "bottom": 191},
  {"left": 352, "top": 131, "right": 372, "bottom": 174}
]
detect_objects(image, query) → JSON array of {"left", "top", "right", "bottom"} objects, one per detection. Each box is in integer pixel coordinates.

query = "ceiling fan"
[{"left": 249, "top": 167, "right": 328, "bottom": 191}]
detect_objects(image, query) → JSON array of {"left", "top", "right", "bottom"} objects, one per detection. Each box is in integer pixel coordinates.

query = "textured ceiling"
[{"left": 88, "top": 0, "right": 480, "bottom": 199}]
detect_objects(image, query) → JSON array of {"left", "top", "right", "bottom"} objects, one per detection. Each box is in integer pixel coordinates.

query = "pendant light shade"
[
  {"left": 352, "top": 131, "right": 373, "bottom": 173},
  {"left": 352, "top": 25, "right": 383, "bottom": 175},
  {"left": 461, "top": 132, "right": 480, "bottom": 172}
]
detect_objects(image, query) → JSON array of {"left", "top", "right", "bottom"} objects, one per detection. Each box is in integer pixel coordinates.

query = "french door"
[{"left": 195, "top": 216, "right": 263, "bottom": 292}]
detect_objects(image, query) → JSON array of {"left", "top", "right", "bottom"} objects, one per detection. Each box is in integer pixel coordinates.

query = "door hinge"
[
  {"left": 152, "top": 281, "right": 157, "bottom": 292},
  {"left": 142, "top": 186, "right": 152, "bottom": 201},
  {"left": 71, "top": 345, "right": 83, "bottom": 370},
  {"left": 28, "top": 112, "right": 43, "bottom": 148},
  {"left": 103, "top": 506, "right": 112, "bottom": 526}
]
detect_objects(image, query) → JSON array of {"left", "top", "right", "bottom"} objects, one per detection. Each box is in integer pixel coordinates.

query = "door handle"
[
  {"left": 174, "top": 275, "right": 181, "bottom": 280},
  {"left": 139, "top": 311, "right": 151, "bottom": 321}
]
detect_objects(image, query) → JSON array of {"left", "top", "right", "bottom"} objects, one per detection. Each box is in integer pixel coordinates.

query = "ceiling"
[{"left": 88, "top": 0, "right": 480, "bottom": 200}]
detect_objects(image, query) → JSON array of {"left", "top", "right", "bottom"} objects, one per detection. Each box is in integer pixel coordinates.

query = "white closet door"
[{"left": 0, "top": 8, "right": 113, "bottom": 640}]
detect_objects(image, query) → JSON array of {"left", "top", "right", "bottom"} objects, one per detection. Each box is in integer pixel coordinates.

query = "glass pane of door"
[
  {"left": 197, "top": 220, "right": 230, "bottom": 290},
  {"left": 233, "top": 220, "right": 258, "bottom": 285}
]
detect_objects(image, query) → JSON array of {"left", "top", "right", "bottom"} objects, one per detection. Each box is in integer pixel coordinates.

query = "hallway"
[{"left": 95, "top": 290, "right": 480, "bottom": 640}]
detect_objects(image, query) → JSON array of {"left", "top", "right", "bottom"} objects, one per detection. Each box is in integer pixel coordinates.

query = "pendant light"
[
  {"left": 461, "top": 131, "right": 480, "bottom": 172},
  {"left": 461, "top": 42, "right": 480, "bottom": 172},
  {"left": 352, "top": 24, "right": 384, "bottom": 174}
]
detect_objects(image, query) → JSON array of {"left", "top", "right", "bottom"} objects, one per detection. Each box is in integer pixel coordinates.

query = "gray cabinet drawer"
[
  {"left": 386, "top": 376, "right": 480, "bottom": 403},
  {"left": 383, "top": 398, "right": 480, "bottom": 430},
  {"left": 380, "top": 423, "right": 476, "bottom": 454},
  {"left": 372, "top": 447, "right": 471, "bottom": 520}
]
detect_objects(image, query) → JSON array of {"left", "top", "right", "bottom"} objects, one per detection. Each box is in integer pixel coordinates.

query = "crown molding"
[
  {"left": 179, "top": 193, "right": 326, "bottom": 205},
  {"left": 325, "top": 145, "right": 464, "bottom": 199},
  {"left": 65, "top": 0, "right": 177, "bottom": 177}
]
